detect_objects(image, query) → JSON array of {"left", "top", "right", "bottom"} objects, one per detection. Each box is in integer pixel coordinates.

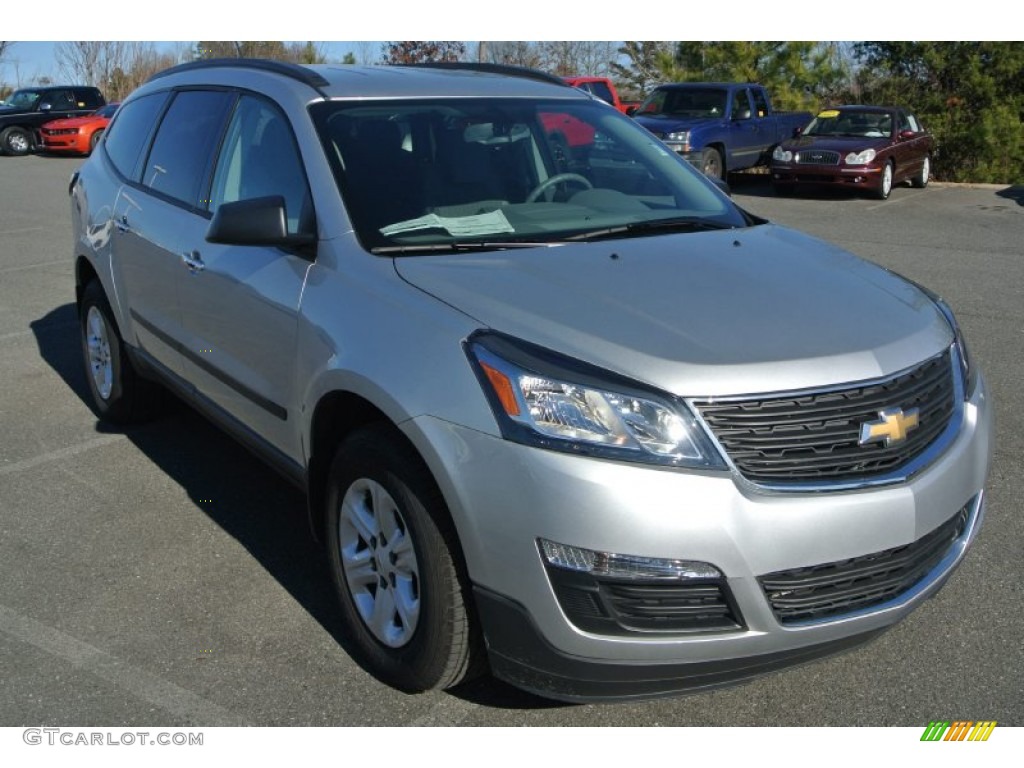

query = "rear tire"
[
  {"left": 325, "top": 425, "right": 485, "bottom": 692},
  {"left": 79, "top": 280, "right": 160, "bottom": 424}
]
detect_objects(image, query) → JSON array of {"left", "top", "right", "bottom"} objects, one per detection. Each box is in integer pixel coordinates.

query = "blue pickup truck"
[{"left": 632, "top": 83, "right": 812, "bottom": 180}]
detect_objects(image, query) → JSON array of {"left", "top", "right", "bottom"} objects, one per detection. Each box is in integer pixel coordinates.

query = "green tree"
[
  {"left": 854, "top": 42, "right": 1024, "bottom": 183},
  {"left": 657, "top": 42, "right": 849, "bottom": 111},
  {"left": 611, "top": 41, "right": 673, "bottom": 99}
]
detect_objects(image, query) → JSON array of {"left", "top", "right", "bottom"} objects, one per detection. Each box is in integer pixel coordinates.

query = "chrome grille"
[
  {"left": 694, "top": 350, "right": 956, "bottom": 485},
  {"left": 796, "top": 150, "right": 840, "bottom": 165}
]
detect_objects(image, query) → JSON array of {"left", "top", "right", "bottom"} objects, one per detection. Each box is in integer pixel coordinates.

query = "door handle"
[
  {"left": 114, "top": 214, "right": 130, "bottom": 233},
  {"left": 181, "top": 250, "right": 205, "bottom": 274}
]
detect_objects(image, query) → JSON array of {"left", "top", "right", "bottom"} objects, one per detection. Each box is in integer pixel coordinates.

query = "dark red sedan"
[
  {"left": 40, "top": 102, "right": 119, "bottom": 156},
  {"left": 770, "top": 105, "right": 933, "bottom": 200}
]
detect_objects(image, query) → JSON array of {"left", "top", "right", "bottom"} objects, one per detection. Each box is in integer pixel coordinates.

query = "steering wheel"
[{"left": 525, "top": 173, "right": 593, "bottom": 203}]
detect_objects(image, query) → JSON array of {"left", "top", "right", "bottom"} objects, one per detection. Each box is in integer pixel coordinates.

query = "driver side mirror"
[
  {"left": 207, "top": 196, "right": 316, "bottom": 250},
  {"left": 734, "top": 109, "right": 752, "bottom": 121},
  {"left": 39, "top": 102, "right": 52, "bottom": 111},
  {"left": 898, "top": 129, "right": 916, "bottom": 140}
]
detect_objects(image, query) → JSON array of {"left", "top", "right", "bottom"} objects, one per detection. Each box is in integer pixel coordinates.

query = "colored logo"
[
  {"left": 859, "top": 407, "right": 921, "bottom": 447},
  {"left": 921, "top": 721, "right": 997, "bottom": 741}
]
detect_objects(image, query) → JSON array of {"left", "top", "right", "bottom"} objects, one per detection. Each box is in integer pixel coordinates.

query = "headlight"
[
  {"left": 665, "top": 131, "right": 689, "bottom": 142},
  {"left": 466, "top": 332, "right": 726, "bottom": 469},
  {"left": 845, "top": 148, "right": 877, "bottom": 165},
  {"left": 772, "top": 146, "right": 793, "bottom": 162}
]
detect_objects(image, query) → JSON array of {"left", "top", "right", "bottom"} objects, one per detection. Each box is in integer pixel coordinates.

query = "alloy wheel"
[{"left": 338, "top": 478, "right": 421, "bottom": 648}]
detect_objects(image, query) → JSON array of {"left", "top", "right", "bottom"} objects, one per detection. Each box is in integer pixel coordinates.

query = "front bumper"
[
  {"left": 40, "top": 134, "right": 86, "bottom": 153},
  {"left": 772, "top": 162, "right": 885, "bottom": 190},
  {"left": 404, "top": 373, "right": 992, "bottom": 700}
]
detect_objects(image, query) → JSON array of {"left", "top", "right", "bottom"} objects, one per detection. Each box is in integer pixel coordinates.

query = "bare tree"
[
  {"left": 537, "top": 41, "right": 616, "bottom": 77},
  {"left": 0, "top": 41, "right": 13, "bottom": 62},
  {"left": 381, "top": 42, "right": 465, "bottom": 64},
  {"left": 479, "top": 41, "right": 542, "bottom": 69},
  {"left": 55, "top": 42, "right": 130, "bottom": 89}
]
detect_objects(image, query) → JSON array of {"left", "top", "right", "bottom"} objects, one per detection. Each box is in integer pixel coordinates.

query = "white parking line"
[
  {"left": 0, "top": 435, "right": 124, "bottom": 477},
  {"left": 865, "top": 187, "right": 945, "bottom": 211},
  {"left": 407, "top": 692, "right": 476, "bottom": 726},
  {"left": 0, "top": 259, "right": 67, "bottom": 274},
  {"left": 0, "top": 604, "right": 244, "bottom": 725}
]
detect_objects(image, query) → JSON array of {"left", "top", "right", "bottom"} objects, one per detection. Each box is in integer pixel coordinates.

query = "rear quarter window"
[{"left": 103, "top": 91, "right": 171, "bottom": 181}]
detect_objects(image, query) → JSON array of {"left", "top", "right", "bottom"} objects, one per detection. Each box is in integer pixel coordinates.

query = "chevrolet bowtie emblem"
[{"left": 859, "top": 407, "right": 921, "bottom": 447}]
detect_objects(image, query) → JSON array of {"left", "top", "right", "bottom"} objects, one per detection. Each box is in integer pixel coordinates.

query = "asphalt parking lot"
[{"left": 1, "top": 155, "right": 1021, "bottom": 727}]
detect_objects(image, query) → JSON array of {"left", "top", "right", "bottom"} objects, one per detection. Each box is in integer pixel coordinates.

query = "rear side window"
[
  {"left": 103, "top": 91, "right": 170, "bottom": 180},
  {"left": 751, "top": 89, "right": 769, "bottom": 118},
  {"left": 74, "top": 88, "right": 104, "bottom": 109},
  {"left": 142, "top": 90, "right": 234, "bottom": 208},
  {"left": 587, "top": 81, "right": 615, "bottom": 105}
]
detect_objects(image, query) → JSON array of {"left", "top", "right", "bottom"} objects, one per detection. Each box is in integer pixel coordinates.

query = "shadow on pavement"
[
  {"left": 30, "top": 302, "right": 568, "bottom": 713},
  {"left": 995, "top": 185, "right": 1023, "bottom": 206}
]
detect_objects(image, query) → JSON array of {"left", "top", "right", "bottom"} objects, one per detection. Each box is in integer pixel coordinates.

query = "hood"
[
  {"left": 394, "top": 224, "right": 951, "bottom": 397},
  {"left": 42, "top": 115, "right": 101, "bottom": 129},
  {"left": 633, "top": 114, "right": 721, "bottom": 137},
  {"left": 782, "top": 134, "right": 893, "bottom": 153}
]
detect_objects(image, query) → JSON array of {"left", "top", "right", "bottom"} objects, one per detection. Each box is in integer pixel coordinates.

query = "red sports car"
[
  {"left": 770, "top": 105, "right": 933, "bottom": 200},
  {"left": 39, "top": 102, "right": 119, "bottom": 156}
]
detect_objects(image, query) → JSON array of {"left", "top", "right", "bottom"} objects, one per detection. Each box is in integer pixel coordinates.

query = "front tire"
[
  {"left": 79, "top": 280, "right": 160, "bottom": 424},
  {"left": 1, "top": 126, "right": 34, "bottom": 156},
  {"left": 701, "top": 147, "right": 725, "bottom": 180},
  {"left": 325, "top": 425, "right": 484, "bottom": 692},
  {"left": 912, "top": 156, "right": 930, "bottom": 188},
  {"left": 874, "top": 160, "right": 894, "bottom": 200},
  {"left": 88, "top": 129, "right": 104, "bottom": 156}
]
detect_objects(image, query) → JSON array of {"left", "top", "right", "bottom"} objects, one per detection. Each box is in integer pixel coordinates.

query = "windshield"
[
  {"left": 804, "top": 109, "right": 894, "bottom": 138},
  {"left": 5, "top": 90, "right": 42, "bottom": 110},
  {"left": 311, "top": 97, "right": 748, "bottom": 252},
  {"left": 635, "top": 88, "right": 728, "bottom": 119}
]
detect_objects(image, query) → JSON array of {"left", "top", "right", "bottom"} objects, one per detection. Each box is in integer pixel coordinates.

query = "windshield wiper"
[
  {"left": 564, "top": 217, "right": 738, "bottom": 242},
  {"left": 371, "top": 241, "right": 555, "bottom": 255}
]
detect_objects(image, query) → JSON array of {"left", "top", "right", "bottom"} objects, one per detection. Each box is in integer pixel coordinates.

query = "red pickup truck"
[
  {"left": 563, "top": 77, "right": 639, "bottom": 115},
  {"left": 542, "top": 77, "right": 639, "bottom": 151}
]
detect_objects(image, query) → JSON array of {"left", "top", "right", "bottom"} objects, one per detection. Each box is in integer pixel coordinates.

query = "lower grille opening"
[
  {"left": 546, "top": 565, "right": 745, "bottom": 636},
  {"left": 759, "top": 502, "right": 972, "bottom": 624}
]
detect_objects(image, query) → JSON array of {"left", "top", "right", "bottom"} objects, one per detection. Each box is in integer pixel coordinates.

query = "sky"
[
  {"left": 2, "top": 42, "right": 379, "bottom": 84},
  {"left": 2, "top": 2, "right": 1013, "bottom": 86}
]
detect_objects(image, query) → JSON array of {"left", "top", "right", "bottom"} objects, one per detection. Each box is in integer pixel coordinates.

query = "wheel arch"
[
  {"left": 75, "top": 256, "right": 100, "bottom": 307},
  {"left": 306, "top": 387, "right": 484, "bottom": 629}
]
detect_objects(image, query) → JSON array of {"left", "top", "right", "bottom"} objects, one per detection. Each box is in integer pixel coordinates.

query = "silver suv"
[{"left": 71, "top": 59, "right": 992, "bottom": 701}]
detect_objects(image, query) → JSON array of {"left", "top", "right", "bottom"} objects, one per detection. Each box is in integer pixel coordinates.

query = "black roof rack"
[
  {"left": 147, "top": 58, "right": 329, "bottom": 90},
  {"left": 396, "top": 62, "right": 569, "bottom": 88}
]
